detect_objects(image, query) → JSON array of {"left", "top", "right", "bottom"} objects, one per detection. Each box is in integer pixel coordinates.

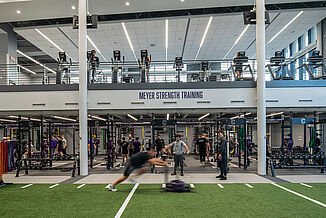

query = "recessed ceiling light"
[
  {"left": 16, "top": 10, "right": 21, "bottom": 14},
  {"left": 126, "top": 1, "right": 130, "bottom": 6},
  {"left": 71, "top": 5, "right": 76, "bottom": 10},
  {"left": 180, "top": 0, "right": 185, "bottom": 2}
]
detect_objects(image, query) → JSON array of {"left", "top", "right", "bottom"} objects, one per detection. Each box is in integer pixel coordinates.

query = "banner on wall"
[{"left": 138, "top": 90, "right": 204, "bottom": 100}]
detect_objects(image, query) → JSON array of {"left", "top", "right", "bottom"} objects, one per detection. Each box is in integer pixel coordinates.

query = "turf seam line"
[
  {"left": 300, "top": 183, "right": 312, "bottom": 188},
  {"left": 217, "top": 184, "right": 224, "bottom": 189},
  {"left": 114, "top": 183, "right": 139, "bottom": 218},
  {"left": 245, "top": 184, "right": 254, "bottom": 188},
  {"left": 77, "top": 184, "right": 86, "bottom": 189},
  {"left": 21, "top": 184, "right": 33, "bottom": 189},
  {"left": 49, "top": 184, "right": 59, "bottom": 189},
  {"left": 272, "top": 183, "right": 326, "bottom": 208}
]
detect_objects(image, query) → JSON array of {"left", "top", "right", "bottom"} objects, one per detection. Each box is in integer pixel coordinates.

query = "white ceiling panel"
[{"left": 15, "top": 9, "right": 326, "bottom": 65}]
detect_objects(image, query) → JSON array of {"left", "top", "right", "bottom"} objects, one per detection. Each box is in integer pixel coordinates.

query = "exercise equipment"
[
  {"left": 299, "top": 50, "right": 326, "bottom": 80},
  {"left": 87, "top": 50, "right": 99, "bottom": 83},
  {"left": 173, "top": 57, "right": 183, "bottom": 82},
  {"left": 138, "top": 49, "right": 151, "bottom": 83},
  {"left": 231, "top": 51, "right": 254, "bottom": 81},
  {"left": 111, "top": 50, "right": 124, "bottom": 83},
  {"left": 56, "top": 52, "right": 72, "bottom": 84},
  {"left": 163, "top": 164, "right": 193, "bottom": 193},
  {"left": 267, "top": 51, "right": 293, "bottom": 80}
]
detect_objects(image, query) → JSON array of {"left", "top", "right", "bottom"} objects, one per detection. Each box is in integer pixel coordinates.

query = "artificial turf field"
[{"left": 0, "top": 183, "right": 325, "bottom": 218}]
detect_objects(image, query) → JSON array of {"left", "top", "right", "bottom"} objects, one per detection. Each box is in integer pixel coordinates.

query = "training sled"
[{"left": 162, "top": 165, "right": 195, "bottom": 193}]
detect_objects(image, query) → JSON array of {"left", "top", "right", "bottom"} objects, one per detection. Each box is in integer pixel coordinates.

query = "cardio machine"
[
  {"left": 173, "top": 57, "right": 183, "bottom": 82},
  {"left": 138, "top": 49, "right": 151, "bottom": 83},
  {"left": 301, "top": 50, "right": 326, "bottom": 80},
  {"left": 56, "top": 52, "right": 72, "bottom": 84},
  {"left": 267, "top": 51, "right": 293, "bottom": 80},
  {"left": 231, "top": 51, "right": 254, "bottom": 81},
  {"left": 111, "top": 50, "right": 124, "bottom": 83},
  {"left": 87, "top": 50, "right": 99, "bottom": 83}
]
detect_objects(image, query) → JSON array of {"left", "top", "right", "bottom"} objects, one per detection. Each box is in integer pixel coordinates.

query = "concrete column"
[
  {"left": 0, "top": 24, "right": 17, "bottom": 85},
  {"left": 79, "top": 0, "right": 88, "bottom": 176},
  {"left": 256, "top": 0, "right": 267, "bottom": 175}
]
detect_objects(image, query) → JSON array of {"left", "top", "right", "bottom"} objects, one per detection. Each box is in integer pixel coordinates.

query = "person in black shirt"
[
  {"left": 154, "top": 135, "right": 165, "bottom": 158},
  {"left": 108, "top": 150, "right": 167, "bottom": 191},
  {"left": 57, "top": 136, "right": 64, "bottom": 157},
  {"left": 215, "top": 130, "right": 228, "bottom": 180},
  {"left": 121, "top": 137, "right": 129, "bottom": 165},
  {"left": 196, "top": 133, "right": 210, "bottom": 167}
]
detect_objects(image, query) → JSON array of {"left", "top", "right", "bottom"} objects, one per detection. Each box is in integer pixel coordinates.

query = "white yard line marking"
[
  {"left": 77, "top": 184, "right": 86, "bottom": 189},
  {"left": 162, "top": 184, "right": 166, "bottom": 189},
  {"left": 245, "top": 184, "right": 254, "bottom": 188},
  {"left": 300, "top": 183, "right": 313, "bottom": 188},
  {"left": 272, "top": 183, "right": 326, "bottom": 208},
  {"left": 49, "top": 184, "right": 59, "bottom": 189},
  {"left": 217, "top": 184, "right": 224, "bottom": 189},
  {"left": 21, "top": 184, "right": 33, "bottom": 189},
  {"left": 114, "top": 183, "right": 139, "bottom": 218}
]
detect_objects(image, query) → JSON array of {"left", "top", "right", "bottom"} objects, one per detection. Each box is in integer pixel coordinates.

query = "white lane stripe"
[
  {"left": 272, "top": 183, "right": 326, "bottom": 208},
  {"left": 245, "top": 184, "right": 254, "bottom": 188},
  {"left": 77, "top": 184, "right": 86, "bottom": 189},
  {"left": 114, "top": 183, "right": 139, "bottom": 218},
  {"left": 217, "top": 184, "right": 224, "bottom": 189},
  {"left": 21, "top": 184, "right": 33, "bottom": 189},
  {"left": 49, "top": 184, "right": 59, "bottom": 189},
  {"left": 300, "top": 183, "right": 313, "bottom": 188}
]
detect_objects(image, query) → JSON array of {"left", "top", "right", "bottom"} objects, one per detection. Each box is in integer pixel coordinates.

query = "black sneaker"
[
  {"left": 216, "top": 175, "right": 223, "bottom": 178},
  {"left": 171, "top": 172, "right": 177, "bottom": 176},
  {"left": 220, "top": 176, "right": 227, "bottom": 180},
  {"left": 180, "top": 172, "right": 184, "bottom": 176}
]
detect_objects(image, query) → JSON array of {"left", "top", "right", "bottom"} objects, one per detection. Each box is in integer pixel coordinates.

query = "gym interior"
[{"left": 0, "top": 0, "right": 326, "bottom": 217}]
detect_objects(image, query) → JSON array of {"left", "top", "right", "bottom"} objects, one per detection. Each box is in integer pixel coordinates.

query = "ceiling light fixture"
[
  {"left": 17, "top": 64, "right": 36, "bottom": 75},
  {"left": 71, "top": 5, "right": 76, "bottom": 10},
  {"left": 166, "top": 114, "right": 169, "bottom": 121},
  {"left": 52, "top": 116, "right": 76, "bottom": 122},
  {"left": 198, "top": 113, "right": 210, "bottom": 120},
  {"left": 16, "top": 10, "right": 21, "bottom": 14},
  {"left": 127, "top": 114, "right": 138, "bottom": 121},
  {"left": 267, "top": 11, "right": 303, "bottom": 45},
  {"left": 165, "top": 19, "right": 168, "bottom": 63},
  {"left": 266, "top": 112, "right": 284, "bottom": 118},
  {"left": 230, "top": 115, "right": 239, "bottom": 120},
  {"left": 17, "top": 50, "right": 56, "bottom": 74},
  {"left": 223, "top": 24, "right": 250, "bottom": 60},
  {"left": 91, "top": 115, "right": 107, "bottom": 122},
  {"left": 122, "top": 22, "right": 138, "bottom": 61},
  {"left": 35, "top": 29, "right": 75, "bottom": 62},
  {"left": 125, "top": 1, "right": 130, "bottom": 6},
  {"left": 195, "top": 16, "right": 213, "bottom": 61},
  {"left": 0, "top": 119, "right": 16, "bottom": 123},
  {"left": 180, "top": 0, "right": 185, "bottom": 2},
  {"left": 86, "top": 35, "right": 108, "bottom": 62}
]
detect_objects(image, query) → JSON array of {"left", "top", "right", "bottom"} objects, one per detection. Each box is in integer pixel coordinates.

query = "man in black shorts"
[
  {"left": 196, "top": 133, "right": 210, "bottom": 167},
  {"left": 121, "top": 137, "right": 129, "bottom": 166},
  {"left": 154, "top": 135, "right": 165, "bottom": 158},
  {"left": 108, "top": 150, "right": 167, "bottom": 191}
]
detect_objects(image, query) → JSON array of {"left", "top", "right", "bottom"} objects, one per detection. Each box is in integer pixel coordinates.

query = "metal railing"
[{"left": 0, "top": 57, "right": 325, "bottom": 86}]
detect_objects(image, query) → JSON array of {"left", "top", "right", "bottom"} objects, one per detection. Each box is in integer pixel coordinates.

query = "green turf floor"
[{"left": 0, "top": 183, "right": 325, "bottom": 218}]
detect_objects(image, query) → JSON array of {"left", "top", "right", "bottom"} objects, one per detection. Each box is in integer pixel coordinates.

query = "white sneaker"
[{"left": 108, "top": 184, "right": 117, "bottom": 192}]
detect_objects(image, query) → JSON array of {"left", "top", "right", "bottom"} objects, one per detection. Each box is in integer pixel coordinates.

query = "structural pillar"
[
  {"left": 79, "top": 0, "right": 88, "bottom": 176},
  {"left": 256, "top": 0, "right": 267, "bottom": 175}
]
